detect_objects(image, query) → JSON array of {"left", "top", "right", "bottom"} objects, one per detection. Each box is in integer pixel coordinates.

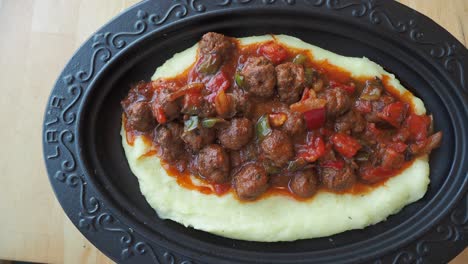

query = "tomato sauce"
[{"left": 122, "top": 34, "right": 441, "bottom": 201}]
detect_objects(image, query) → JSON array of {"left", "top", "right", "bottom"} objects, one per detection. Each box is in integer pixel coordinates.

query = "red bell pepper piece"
[
  {"left": 297, "top": 135, "right": 325, "bottom": 162},
  {"left": 329, "top": 80, "right": 356, "bottom": 94},
  {"left": 258, "top": 42, "right": 288, "bottom": 64},
  {"left": 303, "top": 107, "right": 326, "bottom": 130},
  {"left": 377, "top": 101, "right": 408, "bottom": 128},
  {"left": 331, "top": 133, "right": 362, "bottom": 158},
  {"left": 205, "top": 71, "right": 230, "bottom": 103},
  {"left": 268, "top": 113, "right": 288, "bottom": 127},
  {"left": 155, "top": 106, "right": 167, "bottom": 124},
  {"left": 405, "top": 113, "right": 430, "bottom": 141}
]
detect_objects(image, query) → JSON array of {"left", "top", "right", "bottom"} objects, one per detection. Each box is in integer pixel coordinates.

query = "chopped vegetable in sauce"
[{"left": 121, "top": 32, "right": 442, "bottom": 201}]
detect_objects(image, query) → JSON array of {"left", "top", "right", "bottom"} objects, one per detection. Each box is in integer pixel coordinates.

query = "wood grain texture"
[{"left": 0, "top": 0, "right": 465, "bottom": 263}]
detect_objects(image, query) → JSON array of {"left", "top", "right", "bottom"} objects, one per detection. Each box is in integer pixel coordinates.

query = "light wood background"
[{"left": 0, "top": 0, "right": 466, "bottom": 263}]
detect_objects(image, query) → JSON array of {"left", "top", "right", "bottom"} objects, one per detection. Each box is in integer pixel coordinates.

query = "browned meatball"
[
  {"left": 380, "top": 148, "right": 405, "bottom": 170},
  {"left": 154, "top": 123, "right": 184, "bottom": 162},
  {"left": 318, "top": 88, "right": 351, "bottom": 118},
  {"left": 289, "top": 170, "right": 318, "bottom": 198},
  {"left": 241, "top": 57, "right": 276, "bottom": 98},
  {"left": 218, "top": 118, "right": 254, "bottom": 150},
  {"left": 232, "top": 88, "right": 252, "bottom": 116},
  {"left": 282, "top": 110, "right": 306, "bottom": 136},
  {"left": 261, "top": 130, "right": 294, "bottom": 167},
  {"left": 334, "top": 110, "right": 366, "bottom": 134},
  {"left": 181, "top": 127, "right": 216, "bottom": 152},
  {"left": 181, "top": 96, "right": 216, "bottom": 118},
  {"left": 125, "top": 101, "right": 155, "bottom": 132},
  {"left": 199, "top": 32, "right": 233, "bottom": 58},
  {"left": 320, "top": 163, "right": 356, "bottom": 191},
  {"left": 197, "top": 144, "right": 230, "bottom": 183},
  {"left": 152, "top": 89, "right": 180, "bottom": 122},
  {"left": 275, "top": 62, "right": 305, "bottom": 104},
  {"left": 233, "top": 163, "right": 269, "bottom": 200}
]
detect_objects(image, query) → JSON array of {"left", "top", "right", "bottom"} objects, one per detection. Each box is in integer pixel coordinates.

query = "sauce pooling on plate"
[{"left": 121, "top": 32, "right": 442, "bottom": 201}]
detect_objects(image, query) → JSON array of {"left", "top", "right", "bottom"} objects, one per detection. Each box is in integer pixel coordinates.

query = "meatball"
[
  {"left": 320, "top": 163, "right": 356, "bottom": 191},
  {"left": 334, "top": 111, "right": 366, "bottom": 134},
  {"left": 380, "top": 148, "right": 405, "bottom": 170},
  {"left": 181, "top": 127, "right": 216, "bottom": 152},
  {"left": 181, "top": 96, "right": 216, "bottom": 118},
  {"left": 289, "top": 170, "right": 318, "bottom": 198},
  {"left": 282, "top": 110, "right": 306, "bottom": 136},
  {"left": 199, "top": 32, "right": 233, "bottom": 58},
  {"left": 197, "top": 144, "right": 230, "bottom": 183},
  {"left": 218, "top": 118, "right": 254, "bottom": 150},
  {"left": 275, "top": 62, "right": 305, "bottom": 104},
  {"left": 261, "top": 130, "right": 294, "bottom": 167},
  {"left": 241, "top": 56, "right": 276, "bottom": 98},
  {"left": 318, "top": 88, "right": 351, "bottom": 118},
  {"left": 232, "top": 88, "right": 252, "bottom": 116},
  {"left": 125, "top": 101, "right": 155, "bottom": 132},
  {"left": 233, "top": 163, "right": 269, "bottom": 200},
  {"left": 154, "top": 123, "right": 184, "bottom": 162},
  {"left": 152, "top": 89, "right": 180, "bottom": 122}
]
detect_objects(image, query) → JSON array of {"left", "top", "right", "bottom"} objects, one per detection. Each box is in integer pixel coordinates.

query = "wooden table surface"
[{"left": 0, "top": 0, "right": 466, "bottom": 263}]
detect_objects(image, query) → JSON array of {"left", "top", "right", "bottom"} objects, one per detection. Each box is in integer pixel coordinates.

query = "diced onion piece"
[
  {"left": 214, "top": 90, "right": 233, "bottom": 117},
  {"left": 290, "top": 98, "right": 326, "bottom": 113},
  {"left": 268, "top": 113, "right": 287, "bottom": 127}
]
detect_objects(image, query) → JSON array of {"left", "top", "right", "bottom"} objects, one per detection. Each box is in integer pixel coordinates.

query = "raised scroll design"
[
  {"left": 262, "top": 0, "right": 296, "bottom": 5},
  {"left": 412, "top": 193, "right": 468, "bottom": 261},
  {"left": 216, "top": 0, "right": 254, "bottom": 5},
  {"left": 58, "top": 130, "right": 76, "bottom": 172},
  {"left": 305, "top": 0, "right": 368, "bottom": 17},
  {"left": 304, "top": 0, "right": 467, "bottom": 93},
  {"left": 79, "top": 211, "right": 161, "bottom": 263},
  {"left": 391, "top": 251, "right": 416, "bottom": 264},
  {"left": 60, "top": 85, "right": 82, "bottom": 125},
  {"left": 163, "top": 251, "right": 195, "bottom": 264},
  {"left": 110, "top": 0, "right": 206, "bottom": 49}
]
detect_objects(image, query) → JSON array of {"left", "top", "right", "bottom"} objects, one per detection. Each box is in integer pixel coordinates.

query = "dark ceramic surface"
[{"left": 43, "top": 0, "right": 468, "bottom": 263}]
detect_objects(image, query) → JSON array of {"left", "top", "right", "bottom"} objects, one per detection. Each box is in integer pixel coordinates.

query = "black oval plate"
[{"left": 43, "top": 0, "right": 468, "bottom": 263}]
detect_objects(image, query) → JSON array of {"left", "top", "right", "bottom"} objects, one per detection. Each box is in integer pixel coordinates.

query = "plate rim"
[{"left": 43, "top": 0, "right": 468, "bottom": 263}]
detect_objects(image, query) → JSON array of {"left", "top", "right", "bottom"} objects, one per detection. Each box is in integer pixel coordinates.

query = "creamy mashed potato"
[{"left": 123, "top": 35, "right": 430, "bottom": 242}]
